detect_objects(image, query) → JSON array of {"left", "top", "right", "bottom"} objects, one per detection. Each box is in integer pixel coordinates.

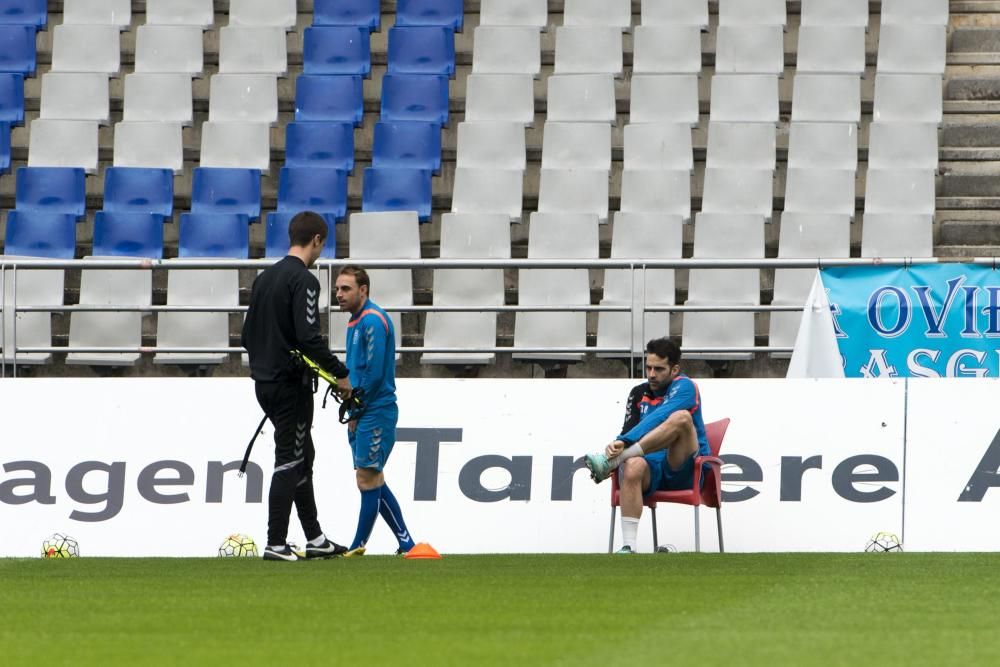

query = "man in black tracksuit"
[{"left": 241, "top": 211, "right": 352, "bottom": 561}]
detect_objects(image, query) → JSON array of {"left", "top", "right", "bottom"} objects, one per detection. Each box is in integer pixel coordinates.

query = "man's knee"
[
  {"left": 666, "top": 409, "right": 694, "bottom": 431},
  {"left": 622, "top": 457, "right": 647, "bottom": 482},
  {"left": 355, "top": 467, "right": 383, "bottom": 490}
]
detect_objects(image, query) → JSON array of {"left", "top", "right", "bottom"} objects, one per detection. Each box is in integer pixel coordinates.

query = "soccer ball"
[
  {"left": 865, "top": 531, "right": 903, "bottom": 553},
  {"left": 218, "top": 534, "right": 258, "bottom": 558},
  {"left": 41, "top": 533, "right": 80, "bottom": 558}
]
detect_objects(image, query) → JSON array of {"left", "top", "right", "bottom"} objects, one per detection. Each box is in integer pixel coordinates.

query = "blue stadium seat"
[
  {"left": 285, "top": 121, "right": 355, "bottom": 171},
  {"left": 0, "top": 0, "right": 46, "bottom": 27},
  {"left": 103, "top": 167, "right": 174, "bottom": 217},
  {"left": 178, "top": 212, "right": 250, "bottom": 259},
  {"left": 3, "top": 211, "right": 76, "bottom": 259},
  {"left": 362, "top": 167, "right": 432, "bottom": 221},
  {"left": 265, "top": 211, "right": 337, "bottom": 258},
  {"left": 276, "top": 167, "right": 349, "bottom": 221},
  {"left": 313, "top": 0, "right": 380, "bottom": 31},
  {"left": 303, "top": 26, "right": 371, "bottom": 77},
  {"left": 387, "top": 26, "right": 456, "bottom": 77},
  {"left": 396, "top": 0, "right": 464, "bottom": 30},
  {"left": 380, "top": 74, "right": 449, "bottom": 125},
  {"left": 191, "top": 168, "right": 262, "bottom": 220},
  {"left": 0, "top": 72, "right": 24, "bottom": 124},
  {"left": 295, "top": 74, "right": 364, "bottom": 126},
  {"left": 15, "top": 167, "right": 86, "bottom": 217},
  {"left": 372, "top": 121, "right": 442, "bottom": 172},
  {"left": 92, "top": 211, "right": 165, "bottom": 259},
  {"left": 0, "top": 25, "right": 36, "bottom": 75},
  {"left": 0, "top": 121, "right": 9, "bottom": 172}
]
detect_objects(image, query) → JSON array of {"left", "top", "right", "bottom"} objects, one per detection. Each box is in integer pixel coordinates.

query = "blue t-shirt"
[
  {"left": 345, "top": 300, "right": 396, "bottom": 411},
  {"left": 616, "top": 375, "right": 709, "bottom": 457}
]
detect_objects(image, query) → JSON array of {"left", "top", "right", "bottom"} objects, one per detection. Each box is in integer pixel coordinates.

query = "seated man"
[{"left": 585, "top": 338, "right": 709, "bottom": 554}]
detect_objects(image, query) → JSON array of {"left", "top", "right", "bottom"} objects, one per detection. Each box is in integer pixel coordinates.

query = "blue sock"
[
  {"left": 378, "top": 484, "right": 415, "bottom": 551},
  {"left": 350, "top": 487, "right": 381, "bottom": 550}
]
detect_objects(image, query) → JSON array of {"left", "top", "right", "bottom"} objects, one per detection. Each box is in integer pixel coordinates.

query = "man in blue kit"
[
  {"left": 584, "top": 338, "right": 709, "bottom": 554},
  {"left": 335, "top": 265, "right": 417, "bottom": 556}
]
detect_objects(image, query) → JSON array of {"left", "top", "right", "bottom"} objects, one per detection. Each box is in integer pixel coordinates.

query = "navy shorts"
[{"left": 347, "top": 405, "right": 398, "bottom": 471}]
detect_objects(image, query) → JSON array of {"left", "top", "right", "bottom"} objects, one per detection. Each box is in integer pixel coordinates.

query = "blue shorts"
[
  {"left": 642, "top": 450, "right": 701, "bottom": 496},
  {"left": 348, "top": 405, "right": 398, "bottom": 471}
]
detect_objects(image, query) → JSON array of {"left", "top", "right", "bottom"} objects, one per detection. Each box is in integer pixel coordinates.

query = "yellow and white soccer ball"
[
  {"left": 865, "top": 531, "right": 903, "bottom": 553},
  {"left": 41, "top": 533, "right": 80, "bottom": 558},
  {"left": 218, "top": 534, "right": 259, "bottom": 558}
]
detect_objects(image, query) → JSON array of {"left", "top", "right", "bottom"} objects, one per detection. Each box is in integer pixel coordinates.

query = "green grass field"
[{"left": 2, "top": 554, "right": 999, "bottom": 666}]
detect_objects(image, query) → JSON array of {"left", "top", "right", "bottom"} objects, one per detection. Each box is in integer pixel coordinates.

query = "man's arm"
[
  {"left": 621, "top": 385, "right": 645, "bottom": 434},
  {"left": 292, "top": 273, "right": 349, "bottom": 379},
  {"left": 616, "top": 379, "right": 697, "bottom": 445},
  {"left": 354, "top": 315, "right": 389, "bottom": 398}
]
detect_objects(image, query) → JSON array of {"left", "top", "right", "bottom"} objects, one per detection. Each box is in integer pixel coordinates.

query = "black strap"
[{"left": 238, "top": 413, "right": 269, "bottom": 477}]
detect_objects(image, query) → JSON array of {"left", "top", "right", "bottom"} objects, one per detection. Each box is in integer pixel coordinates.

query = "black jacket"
[{"left": 241, "top": 256, "right": 348, "bottom": 382}]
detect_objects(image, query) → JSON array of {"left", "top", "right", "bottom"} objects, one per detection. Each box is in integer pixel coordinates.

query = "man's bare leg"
[
  {"left": 609, "top": 410, "right": 699, "bottom": 470},
  {"left": 618, "top": 458, "right": 651, "bottom": 552}
]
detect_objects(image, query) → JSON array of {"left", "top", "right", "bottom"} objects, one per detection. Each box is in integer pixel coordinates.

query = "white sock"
[
  {"left": 608, "top": 443, "right": 644, "bottom": 470},
  {"left": 308, "top": 533, "right": 327, "bottom": 547},
  {"left": 621, "top": 517, "right": 640, "bottom": 551}
]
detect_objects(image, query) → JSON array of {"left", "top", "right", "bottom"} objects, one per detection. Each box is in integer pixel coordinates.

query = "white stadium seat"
[
  {"left": 783, "top": 168, "right": 857, "bottom": 218},
  {"left": 537, "top": 169, "right": 610, "bottom": 222},
  {"left": 479, "top": 0, "right": 547, "bottom": 29},
  {"left": 641, "top": 0, "right": 708, "bottom": 30},
  {"left": 541, "top": 122, "right": 611, "bottom": 171},
  {"left": 229, "top": 0, "right": 297, "bottom": 29},
  {"left": 146, "top": 0, "right": 214, "bottom": 28},
  {"left": 62, "top": 0, "right": 130, "bottom": 28},
  {"left": 632, "top": 25, "right": 702, "bottom": 75},
  {"left": 619, "top": 169, "right": 691, "bottom": 222},
  {"left": 791, "top": 74, "right": 861, "bottom": 124},
  {"left": 706, "top": 122, "right": 776, "bottom": 170},
  {"left": 563, "top": 0, "right": 631, "bottom": 30},
  {"left": 796, "top": 26, "right": 866, "bottom": 75},
  {"left": 456, "top": 122, "right": 527, "bottom": 170},
  {"left": 123, "top": 73, "right": 194, "bottom": 125},
  {"left": 28, "top": 120, "right": 99, "bottom": 173},
  {"left": 861, "top": 214, "right": 934, "bottom": 257},
  {"left": 451, "top": 167, "right": 524, "bottom": 222},
  {"left": 709, "top": 75, "right": 779, "bottom": 124},
  {"left": 623, "top": 123, "right": 693, "bottom": 172},
  {"left": 113, "top": 121, "right": 184, "bottom": 172},
  {"left": 135, "top": 25, "right": 205, "bottom": 76},
  {"left": 51, "top": 25, "right": 121, "bottom": 75},
  {"left": 553, "top": 26, "right": 623, "bottom": 77},
  {"left": 873, "top": 74, "right": 944, "bottom": 125},
  {"left": 218, "top": 26, "right": 288, "bottom": 76},
  {"left": 472, "top": 26, "right": 541, "bottom": 77},
  {"left": 630, "top": 74, "right": 699, "bottom": 126},
  {"left": 546, "top": 74, "right": 616, "bottom": 124},
  {"left": 200, "top": 122, "right": 271, "bottom": 173},
  {"left": 465, "top": 74, "right": 535, "bottom": 125},
  {"left": 787, "top": 122, "right": 858, "bottom": 170},
  {"left": 40, "top": 73, "right": 109, "bottom": 124},
  {"left": 154, "top": 269, "right": 238, "bottom": 366},
  {"left": 208, "top": 74, "right": 279, "bottom": 125},
  {"left": 715, "top": 25, "right": 784, "bottom": 76}
]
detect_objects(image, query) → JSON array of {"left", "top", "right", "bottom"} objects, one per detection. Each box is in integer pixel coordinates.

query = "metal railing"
[{"left": 0, "top": 256, "right": 961, "bottom": 377}]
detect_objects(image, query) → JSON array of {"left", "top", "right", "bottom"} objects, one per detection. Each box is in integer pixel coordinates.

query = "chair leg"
[
  {"left": 716, "top": 506, "right": 724, "bottom": 553},
  {"left": 694, "top": 506, "right": 701, "bottom": 553},
  {"left": 651, "top": 507, "right": 658, "bottom": 551},
  {"left": 608, "top": 505, "right": 617, "bottom": 554}
]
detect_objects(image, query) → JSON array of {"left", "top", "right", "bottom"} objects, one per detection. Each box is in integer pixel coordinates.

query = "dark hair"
[
  {"left": 288, "top": 211, "right": 328, "bottom": 247},
  {"left": 338, "top": 265, "right": 370, "bottom": 291},
  {"left": 646, "top": 338, "right": 681, "bottom": 366}
]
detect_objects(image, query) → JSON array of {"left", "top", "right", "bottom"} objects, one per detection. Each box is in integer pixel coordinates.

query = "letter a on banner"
[{"left": 787, "top": 272, "right": 846, "bottom": 378}]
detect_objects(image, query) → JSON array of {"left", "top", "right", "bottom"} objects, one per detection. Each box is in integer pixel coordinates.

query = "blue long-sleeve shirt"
[
  {"left": 616, "top": 375, "right": 710, "bottom": 457},
  {"left": 345, "top": 300, "right": 396, "bottom": 411}
]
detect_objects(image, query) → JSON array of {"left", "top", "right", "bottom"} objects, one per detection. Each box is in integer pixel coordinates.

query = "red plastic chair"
[{"left": 608, "top": 418, "right": 730, "bottom": 553}]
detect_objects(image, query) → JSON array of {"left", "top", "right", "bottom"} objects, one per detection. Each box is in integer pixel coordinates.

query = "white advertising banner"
[{"left": 0, "top": 378, "right": 910, "bottom": 556}]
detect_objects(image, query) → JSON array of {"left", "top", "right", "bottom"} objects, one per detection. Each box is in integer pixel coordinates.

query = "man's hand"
[
  {"left": 336, "top": 376, "right": 352, "bottom": 399},
  {"left": 605, "top": 440, "right": 626, "bottom": 458}
]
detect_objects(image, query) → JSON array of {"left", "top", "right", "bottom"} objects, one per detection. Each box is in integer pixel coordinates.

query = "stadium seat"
[
  {"left": 103, "top": 167, "right": 174, "bottom": 217},
  {"left": 863, "top": 169, "right": 936, "bottom": 216},
  {"left": 228, "top": 0, "right": 296, "bottom": 29},
  {"left": 861, "top": 213, "right": 934, "bottom": 257},
  {"left": 361, "top": 167, "right": 433, "bottom": 221},
  {"left": 113, "top": 121, "right": 184, "bottom": 172},
  {"left": 632, "top": 25, "right": 702, "bottom": 75},
  {"left": 303, "top": 26, "right": 372, "bottom": 77},
  {"left": 868, "top": 122, "right": 939, "bottom": 170},
  {"left": 783, "top": 168, "right": 856, "bottom": 218},
  {"left": 537, "top": 168, "right": 609, "bottom": 222},
  {"left": 513, "top": 213, "right": 599, "bottom": 363},
  {"left": 313, "top": 0, "right": 380, "bottom": 31},
  {"left": 39, "top": 73, "right": 109, "bottom": 123},
  {"left": 50, "top": 25, "right": 120, "bottom": 75},
  {"left": 709, "top": 75, "right": 779, "bottom": 124},
  {"left": 380, "top": 74, "right": 449, "bottom": 125},
  {"left": 706, "top": 122, "right": 776, "bottom": 170},
  {"left": 284, "top": 121, "right": 355, "bottom": 171},
  {"left": 541, "top": 122, "right": 611, "bottom": 171},
  {"left": 623, "top": 123, "right": 693, "bottom": 172},
  {"left": 421, "top": 212, "right": 510, "bottom": 366},
  {"left": 472, "top": 26, "right": 541, "bottom": 77},
  {"left": 276, "top": 166, "right": 349, "bottom": 221},
  {"left": 456, "top": 121, "right": 526, "bottom": 170},
  {"left": 796, "top": 26, "right": 865, "bottom": 75},
  {"left": 800, "top": 0, "right": 868, "bottom": 28},
  {"left": 546, "top": 74, "right": 616, "bottom": 124},
  {"left": 563, "top": 0, "right": 631, "bottom": 29},
  {"left": 27, "top": 119, "right": 99, "bottom": 173},
  {"left": 62, "top": 0, "right": 130, "bottom": 28},
  {"left": 0, "top": 121, "right": 9, "bottom": 171},
  {"left": 0, "top": 25, "right": 35, "bottom": 75},
  {"left": 153, "top": 262, "right": 239, "bottom": 366},
  {"left": 629, "top": 74, "right": 699, "bottom": 126},
  {"left": 295, "top": 74, "right": 364, "bottom": 125},
  {"left": 553, "top": 26, "right": 623, "bottom": 77},
  {"left": 450, "top": 167, "right": 524, "bottom": 221},
  {"left": 218, "top": 26, "right": 288, "bottom": 76},
  {"left": 718, "top": 0, "right": 785, "bottom": 26},
  {"left": 619, "top": 169, "right": 691, "bottom": 221},
  {"left": 265, "top": 211, "right": 336, "bottom": 258},
  {"left": 596, "top": 212, "right": 682, "bottom": 357},
  {"left": 372, "top": 121, "right": 442, "bottom": 172},
  {"left": 0, "top": 72, "right": 23, "bottom": 124},
  {"left": 791, "top": 74, "right": 861, "bottom": 124},
  {"left": 787, "top": 122, "right": 858, "bottom": 170},
  {"left": 479, "top": 0, "right": 547, "bottom": 29},
  {"left": 146, "top": 0, "right": 214, "bottom": 28},
  {"left": 715, "top": 25, "right": 784, "bottom": 76},
  {"left": 200, "top": 121, "right": 271, "bottom": 172},
  {"left": 873, "top": 74, "right": 944, "bottom": 125},
  {"left": 701, "top": 168, "right": 774, "bottom": 220},
  {"left": 92, "top": 212, "right": 164, "bottom": 258},
  {"left": 0, "top": 0, "right": 46, "bottom": 28},
  {"left": 881, "top": 0, "right": 949, "bottom": 26},
  {"left": 177, "top": 213, "right": 250, "bottom": 259},
  {"left": 464, "top": 73, "right": 534, "bottom": 125},
  {"left": 208, "top": 74, "right": 278, "bottom": 124},
  {"left": 190, "top": 168, "right": 262, "bottom": 220},
  {"left": 877, "top": 25, "right": 947, "bottom": 76},
  {"left": 123, "top": 73, "right": 192, "bottom": 125},
  {"left": 395, "top": 0, "right": 464, "bottom": 31},
  {"left": 608, "top": 419, "right": 730, "bottom": 553},
  {"left": 640, "top": 0, "right": 708, "bottom": 30},
  {"left": 388, "top": 26, "right": 456, "bottom": 77},
  {"left": 3, "top": 210, "right": 76, "bottom": 259},
  {"left": 134, "top": 25, "right": 204, "bottom": 75},
  {"left": 15, "top": 167, "right": 86, "bottom": 217}
]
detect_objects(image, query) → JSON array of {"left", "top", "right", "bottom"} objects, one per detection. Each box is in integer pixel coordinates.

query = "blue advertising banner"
[{"left": 821, "top": 265, "right": 1000, "bottom": 378}]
